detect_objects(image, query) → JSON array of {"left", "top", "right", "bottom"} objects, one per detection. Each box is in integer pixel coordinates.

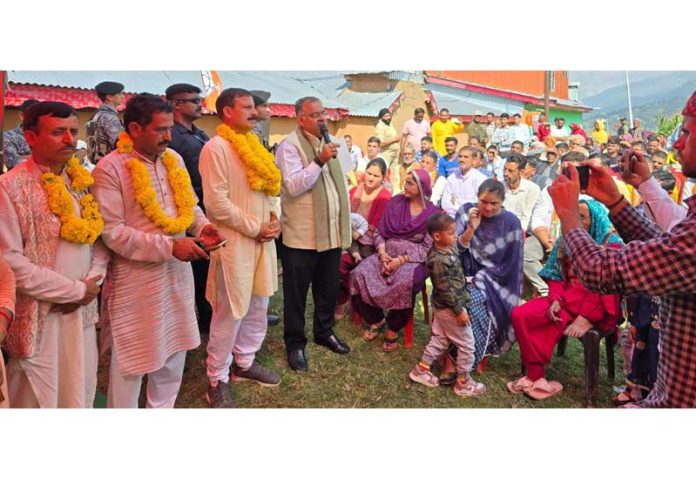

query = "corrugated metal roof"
[
  {"left": 334, "top": 90, "right": 403, "bottom": 117},
  {"left": 6, "top": 70, "right": 346, "bottom": 109},
  {"left": 553, "top": 97, "right": 594, "bottom": 111},
  {"left": 341, "top": 71, "right": 425, "bottom": 83},
  {"left": 426, "top": 83, "right": 525, "bottom": 116}
]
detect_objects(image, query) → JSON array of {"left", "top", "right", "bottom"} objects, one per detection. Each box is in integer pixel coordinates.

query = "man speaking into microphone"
[{"left": 275, "top": 97, "right": 352, "bottom": 372}]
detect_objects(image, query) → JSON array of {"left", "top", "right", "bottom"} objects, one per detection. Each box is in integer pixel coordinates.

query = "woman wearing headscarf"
[
  {"left": 0, "top": 255, "right": 16, "bottom": 407},
  {"left": 590, "top": 119, "right": 608, "bottom": 148},
  {"left": 350, "top": 169, "right": 440, "bottom": 351},
  {"left": 507, "top": 199, "right": 623, "bottom": 400},
  {"left": 453, "top": 179, "right": 524, "bottom": 372}
]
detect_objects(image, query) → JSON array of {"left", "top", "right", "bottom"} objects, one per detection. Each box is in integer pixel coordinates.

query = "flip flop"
[
  {"left": 526, "top": 378, "right": 564, "bottom": 400},
  {"left": 506, "top": 376, "right": 534, "bottom": 394}
]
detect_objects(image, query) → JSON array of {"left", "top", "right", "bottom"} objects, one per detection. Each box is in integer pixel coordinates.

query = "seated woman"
[
  {"left": 508, "top": 199, "right": 623, "bottom": 400},
  {"left": 335, "top": 159, "right": 392, "bottom": 319},
  {"left": 452, "top": 179, "right": 524, "bottom": 371},
  {"left": 350, "top": 169, "right": 440, "bottom": 351}
]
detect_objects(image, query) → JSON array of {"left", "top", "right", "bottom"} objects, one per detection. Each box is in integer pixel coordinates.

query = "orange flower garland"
[
  {"left": 216, "top": 124, "right": 281, "bottom": 196},
  {"left": 117, "top": 133, "right": 196, "bottom": 235}
]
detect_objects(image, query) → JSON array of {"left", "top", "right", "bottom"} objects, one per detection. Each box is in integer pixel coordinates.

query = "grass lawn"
[{"left": 96, "top": 282, "right": 624, "bottom": 408}]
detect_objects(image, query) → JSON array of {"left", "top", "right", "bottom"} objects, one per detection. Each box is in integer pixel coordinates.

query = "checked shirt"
[{"left": 564, "top": 197, "right": 696, "bottom": 407}]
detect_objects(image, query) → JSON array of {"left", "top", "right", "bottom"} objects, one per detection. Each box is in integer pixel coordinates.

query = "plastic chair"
[{"left": 557, "top": 328, "right": 617, "bottom": 407}]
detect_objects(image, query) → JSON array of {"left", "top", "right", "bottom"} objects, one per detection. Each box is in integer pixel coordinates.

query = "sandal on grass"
[
  {"left": 525, "top": 378, "right": 563, "bottom": 400},
  {"left": 439, "top": 372, "right": 457, "bottom": 387},
  {"left": 382, "top": 335, "right": 399, "bottom": 352},
  {"left": 506, "top": 376, "right": 534, "bottom": 394},
  {"left": 363, "top": 320, "right": 385, "bottom": 342}
]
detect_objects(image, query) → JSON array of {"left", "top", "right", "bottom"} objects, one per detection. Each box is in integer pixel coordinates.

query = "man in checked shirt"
[{"left": 547, "top": 91, "right": 696, "bottom": 408}]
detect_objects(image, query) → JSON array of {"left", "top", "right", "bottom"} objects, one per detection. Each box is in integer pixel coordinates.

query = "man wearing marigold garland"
[
  {"left": 0, "top": 101, "right": 109, "bottom": 408},
  {"left": 93, "top": 93, "right": 223, "bottom": 408},
  {"left": 198, "top": 88, "right": 282, "bottom": 407},
  {"left": 275, "top": 96, "right": 352, "bottom": 372}
]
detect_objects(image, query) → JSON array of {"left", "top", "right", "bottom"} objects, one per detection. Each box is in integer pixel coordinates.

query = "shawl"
[
  {"left": 540, "top": 199, "right": 622, "bottom": 282},
  {"left": 378, "top": 170, "right": 439, "bottom": 240},
  {"left": 349, "top": 184, "right": 391, "bottom": 227},
  {"left": 455, "top": 202, "right": 523, "bottom": 346}
]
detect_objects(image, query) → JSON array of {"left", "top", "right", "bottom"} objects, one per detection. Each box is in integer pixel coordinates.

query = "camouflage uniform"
[
  {"left": 86, "top": 104, "right": 123, "bottom": 163},
  {"left": 427, "top": 245, "right": 471, "bottom": 315},
  {"left": 467, "top": 122, "right": 488, "bottom": 144},
  {"left": 2, "top": 126, "right": 31, "bottom": 170}
]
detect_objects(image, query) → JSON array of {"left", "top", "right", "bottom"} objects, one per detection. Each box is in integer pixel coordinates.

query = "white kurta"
[
  {"left": 0, "top": 161, "right": 109, "bottom": 407},
  {"left": 92, "top": 148, "right": 209, "bottom": 377},
  {"left": 198, "top": 135, "right": 280, "bottom": 319}
]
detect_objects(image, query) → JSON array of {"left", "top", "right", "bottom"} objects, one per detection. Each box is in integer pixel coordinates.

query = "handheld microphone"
[{"left": 318, "top": 123, "right": 337, "bottom": 158}]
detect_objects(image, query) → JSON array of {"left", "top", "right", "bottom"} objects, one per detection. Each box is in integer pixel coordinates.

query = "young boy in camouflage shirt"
[{"left": 409, "top": 213, "right": 485, "bottom": 397}]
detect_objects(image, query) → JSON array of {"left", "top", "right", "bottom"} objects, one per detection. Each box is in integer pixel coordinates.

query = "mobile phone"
[
  {"left": 563, "top": 165, "right": 590, "bottom": 190},
  {"left": 201, "top": 239, "right": 228, "bottom": 252},
  {"left": 628, "top": 153, "right": 638, "bottom": 173}
]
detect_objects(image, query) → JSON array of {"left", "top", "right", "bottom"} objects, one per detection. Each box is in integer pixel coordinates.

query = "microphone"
[{"left": 318, "top": 123, "right": 337, "bottom": 159}]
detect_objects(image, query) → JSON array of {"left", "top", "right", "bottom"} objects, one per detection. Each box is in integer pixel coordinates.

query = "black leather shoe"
[
  {"left": 287, "top": 348, "right": 308, "bottom": 372},
  {"left": 267, "top": 314, "right": 280, "bottom": 326},
  {"left": 315, "top": 334, "right": 351, "bottom": 354}
]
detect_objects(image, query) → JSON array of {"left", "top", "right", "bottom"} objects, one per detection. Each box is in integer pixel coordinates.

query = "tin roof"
[{"left": 425, "top": 83, "right": 525, "bottom": 116}]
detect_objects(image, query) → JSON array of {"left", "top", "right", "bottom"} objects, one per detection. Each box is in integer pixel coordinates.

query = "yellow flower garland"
[
  {"left": 41, "top": 156, "right": 104, "bottom": 245},
  {"left": 216, "top": 124, "right": 281, "bottom": 196},
  {"left": 117, "top": 133, "right": 196, "bottom": 235}
]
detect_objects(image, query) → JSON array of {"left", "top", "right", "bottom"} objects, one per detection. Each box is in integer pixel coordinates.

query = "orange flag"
[{"left": 201, "top": 70, "right": 223, "bottom": 113}]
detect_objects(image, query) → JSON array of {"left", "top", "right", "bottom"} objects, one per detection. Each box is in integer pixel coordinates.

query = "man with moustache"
[
  {"left": 166, "top": 83, "right": 213, "bottom": 334},
  {"left": 93, "top": 93, "right": 223, "bottom": 408},
  {"left": 275, "top": 96, "right": 351, "bottom": 372},
  {"left": 374, "top": 108, "right": 401, "bottom": 192},
  {"left": 0, "top": 101, "right": 109, "bottom": 407},
  {"left": 401, "top": 107, "right": 431, "bottom": 152},
  {"left": 199, "top": 88, "right": 282, "bottom": 407}
]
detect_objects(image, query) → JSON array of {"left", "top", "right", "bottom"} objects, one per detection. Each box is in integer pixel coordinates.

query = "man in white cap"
[{"left": 75, "top": 140, "right": 94, "bottom": 172}]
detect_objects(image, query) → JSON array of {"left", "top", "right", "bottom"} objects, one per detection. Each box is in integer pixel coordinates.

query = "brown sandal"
[
  {"left": 363, "top": 320, "right": 385, "bottom": 342},
  {"left": 382, "top": 335, "right": 399, "bottom": 352}
]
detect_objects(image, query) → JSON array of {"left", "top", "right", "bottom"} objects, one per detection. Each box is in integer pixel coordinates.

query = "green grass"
[{"left": 96, "top": 283, "right": 624, "bottom": 408}]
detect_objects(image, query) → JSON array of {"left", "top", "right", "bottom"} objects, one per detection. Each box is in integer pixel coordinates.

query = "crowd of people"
[{"left": 0, "top": 82, "right": 694, "bottom": 408}]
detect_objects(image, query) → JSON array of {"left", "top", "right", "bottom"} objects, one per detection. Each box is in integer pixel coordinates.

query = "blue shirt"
[{"left": 437, "top": 155, "right": 459, "bottom": 178}]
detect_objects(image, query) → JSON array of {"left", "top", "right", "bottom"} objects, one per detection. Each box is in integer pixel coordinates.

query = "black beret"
[
  {"left": 95, "top": 81, "right": 125, "bottom": 95},
  {"left": 249, "top": 90, "right": 271, "bottom": 107}
]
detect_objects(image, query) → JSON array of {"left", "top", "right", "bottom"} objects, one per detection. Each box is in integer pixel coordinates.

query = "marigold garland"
[
  {"left": 117, "top": 133, "right": 196, "bottom": 235},
  {"left": 41, "top": 156, "right": 104, "bottom": 244},
  {"left": 216, "top": 124, "right": 281, "bottom": 196}
]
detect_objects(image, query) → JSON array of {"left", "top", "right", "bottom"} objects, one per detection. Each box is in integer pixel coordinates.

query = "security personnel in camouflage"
[{"left": 86, "top": 81, "right": 125, "bottom": 163}]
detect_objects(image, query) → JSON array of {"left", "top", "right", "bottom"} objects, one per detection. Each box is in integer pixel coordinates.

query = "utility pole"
[{"left": 625, "top": 71, "right": 634, "bottom": 125}]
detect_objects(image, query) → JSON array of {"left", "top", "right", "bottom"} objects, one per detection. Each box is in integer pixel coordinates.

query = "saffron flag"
[{"left": 201, "top": 70, "right": 223, "bottom": 113}]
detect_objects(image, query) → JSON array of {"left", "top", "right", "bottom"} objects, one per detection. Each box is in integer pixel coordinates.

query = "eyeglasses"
[
  {"left": 301, "top": 110, "right": 328, "bottom": 119},
  {"left": 176, "top": 97, "right": 203, "bottom": 105}
]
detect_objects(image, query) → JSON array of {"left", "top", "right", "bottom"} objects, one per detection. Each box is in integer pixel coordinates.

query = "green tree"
[{"left": 656, "top": 112, "right": 682, "bottom": 137}]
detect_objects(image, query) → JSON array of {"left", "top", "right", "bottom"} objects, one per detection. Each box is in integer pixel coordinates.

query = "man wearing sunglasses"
[{"left": 166, "top": 83, "right": 212, "bottom": 335}]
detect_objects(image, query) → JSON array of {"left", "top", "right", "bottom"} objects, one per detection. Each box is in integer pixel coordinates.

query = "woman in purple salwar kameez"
[{"left": 350, "top": 169, "right": 440, "bottom": 351}]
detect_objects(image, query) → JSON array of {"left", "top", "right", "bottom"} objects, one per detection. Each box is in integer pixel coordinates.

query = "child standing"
[{"left": 409, "top": 213, "right": 485, "bottom": 397}]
